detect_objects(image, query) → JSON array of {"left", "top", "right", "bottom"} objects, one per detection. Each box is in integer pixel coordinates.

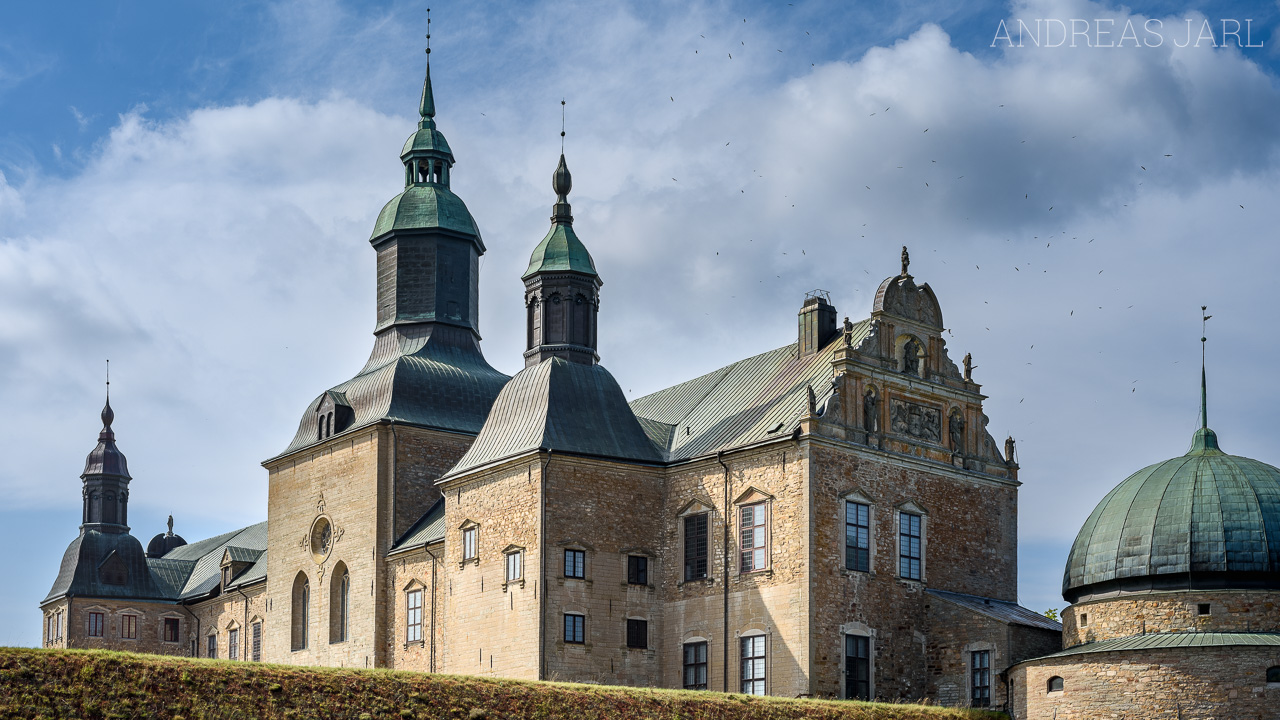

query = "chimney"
[{"left": 798, "top": 290, "right": 837, "bottom": 355}]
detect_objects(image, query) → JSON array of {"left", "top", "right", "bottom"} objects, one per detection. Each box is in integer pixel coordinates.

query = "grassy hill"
[{"left": 0, "top": 648, "right": 1005, "bottom": 720}]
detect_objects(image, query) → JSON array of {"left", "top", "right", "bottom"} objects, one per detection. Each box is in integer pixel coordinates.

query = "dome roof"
[
  {"left": 371, "top": 185, "right": 482, "bottom": 242},
  {"left": 522, "top": 223, "right": 597, "bottom": 280},
  {"left": 400, "top": 125, "right": 453, "bottom": 160},
  {"left": 1063, "top": 427, "right": 1280, "bottom": 602},
  {"left": 146, "top": 532, "right": 188, "bottom": 558}
]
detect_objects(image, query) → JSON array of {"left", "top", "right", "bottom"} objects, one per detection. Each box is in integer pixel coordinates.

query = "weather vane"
[
  {"left": 425, "top": 7, "right": 431, "bottom": 61},
  {"left": 1201, "top": 305, "right": 1212, "bottom": 429},
  {"left": 106, "top": 359, "right": 110, "bottom": 399},
  {"left": 561, "top": 99, "right": 566, "bottom": 154}
]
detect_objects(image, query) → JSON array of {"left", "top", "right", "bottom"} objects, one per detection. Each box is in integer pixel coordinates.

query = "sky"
[{"left": 1, "top": 0, "right": 1278, "bottom": 647}]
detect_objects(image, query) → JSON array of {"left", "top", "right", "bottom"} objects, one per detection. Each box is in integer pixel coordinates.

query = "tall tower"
[
  {"left": 81, "top": 393, "right": 131, "bottom": 531},
  {"left": 521, "top": 153, "right": 602, "bottom": 366}
]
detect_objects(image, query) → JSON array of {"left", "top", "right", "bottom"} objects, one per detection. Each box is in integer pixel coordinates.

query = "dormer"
[
  {"left": 220, "top": 546, "right": 263, "bottom": 590},
  {"left": 314, "top": 391, "right": 355, "bottom": 442}
]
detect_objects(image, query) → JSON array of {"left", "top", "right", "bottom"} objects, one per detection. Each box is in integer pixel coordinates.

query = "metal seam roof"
[{"left": 1026, "top": 632, "right": 1280, "bottom": 661}]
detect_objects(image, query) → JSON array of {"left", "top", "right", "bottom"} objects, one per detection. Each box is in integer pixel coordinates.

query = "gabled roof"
[
  {"left": 926, "top": 589, "right": 1062, "bottom": 632},
  {"left": 629, "top": 320, "right": 870, "bottom": 462},
  {"left": 226, "top": 550, "right": 267, "bottom": 590},
  {"left": 167, "top": 522, "right": 268, "bottom": 600}
]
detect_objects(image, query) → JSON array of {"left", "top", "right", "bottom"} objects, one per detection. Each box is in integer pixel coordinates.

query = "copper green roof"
[
  {"left": 1063, "top": 427, "right": 1280, "bottom": 602},
  {"left": 372, "top": 185, "right": 481, "bottom": 242},
  {"left": 522, "top": 223, "right": 597, "bottom": 280},
  {"left": 401, "top": 126, "right": 453, "bottom": 160},
  {"left": 1025, "top": 632, "right": 1280, "bottom": 661}
]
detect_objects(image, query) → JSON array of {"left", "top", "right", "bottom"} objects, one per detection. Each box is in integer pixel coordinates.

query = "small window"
[
  {"left": 207, "top": 633, "right": 217, "bottom": 659},
  {"left": 1079, "top": 612, "right": 1088, "bottom": 626},
  {"left": 741, "top": 635, "right": 766, "bottom": 695},
  {"left": 121, "top": 614, "right": 137, "bottom": 640},
  {"left": 564, "top": 549, "right": 585, "bottom": 579},
  {"left": 740, "top": 503, "right": 768, "bottom": 572},
  {"left": 252, "top": 622, "right": 262, "bottom": 662},
  {"left": 164, "top": 617, "right": 180, "bottom": 643},
  {"left": 406, "top": 589, "right": 423, "bottom": 643},
  {"left": 1267, "top": 666, "right": 1280, "bottom": 683},
  {"left": 845, "top": 634, "right": 871, "bottom": 700},
  {"left": 683, "top": 641, "right": 708, "bottom": 690},
  {"left": 87, "top": 612, "right": 104, "bottom": 638},
  {"left": 627, "top": 555, "right": 648, "bottom": 585},
  {"left": 506, "top": 551, "right": 523, "bottom": 583},
  {"left": 1047, "top": 676, "right": 1064, "bottom": 692},
  {"left": 564, "top": 614, "right": 585, "bottom": 644},
  {"left": 222, "top": 566, "right": 232, "bottom": 587},
  {"left": 899, "top": 512, "right": 922, "bottom": 580},
  {"left": 1197, "top": 603, "right": 1211, "bottom": 616},
  {"left": 845, "top": 501, "right": 871, "bottom": 572},
  {"left": 626, "top": 619, "right": 648, "bottom": 649},
  {"left": 462, "top": 527, "right": 477, "bottom": 561},
  {"left": 684, "top": 513, "right": 709, "bottom": 581},
  {"left": 228, "top": 628, "right": 239, "bottom": 660},
  {"left": 971, "top": 650, "right": 991, "bottom": 707}
]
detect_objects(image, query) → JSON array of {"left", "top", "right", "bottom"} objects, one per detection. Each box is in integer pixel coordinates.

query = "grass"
[{"left": 0, "top": 647, "right": 1007, "bottom": 720}]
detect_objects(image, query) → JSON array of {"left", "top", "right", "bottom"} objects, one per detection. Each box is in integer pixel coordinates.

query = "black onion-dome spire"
[{"left": 82, "top": 369, "right": 132, "bottom": 531}]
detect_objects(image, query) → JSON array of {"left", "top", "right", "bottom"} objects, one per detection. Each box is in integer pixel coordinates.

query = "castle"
[{"left": 41, "top": 45, "right": 1280, "bottom": 717}]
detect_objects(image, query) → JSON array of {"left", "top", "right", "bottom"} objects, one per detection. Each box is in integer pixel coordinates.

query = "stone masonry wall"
[
  {"left": 1063, "top": 590, "right": 1280, "bottom": 646},
  {"left": 659, "top": 445, "right": 810, "bottom": 698},
  {"left": 392, "top": 426, "right": 473, "bottom": 541},
  {"left": 188, "top": 584, "right": 267, "bottom": 660},
  {"left": 924, "top": 597, "right": 1009, "bottom": 708},
  {"left": 385, "top": 544, "right": 444, "bottom": 672},
  {"left": 1011, "top": 647, "right": 1280, "bottom": 720},
  {"left": 50, "top": 598, "right": 188, "bottom": 656},
  {"left": 440, "top": 458, "right": 543, "bottom": 680},
  {"left": 807, "top": 440, "right": 1019, "bottom": 702},
  {"left": 542, "top": 456, "right": 665, "bottom": 687}
]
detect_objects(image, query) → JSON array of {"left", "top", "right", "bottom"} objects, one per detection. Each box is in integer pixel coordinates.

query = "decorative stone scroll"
[{"left": 889, "top": 399, "right": 941, "bottom": 443}]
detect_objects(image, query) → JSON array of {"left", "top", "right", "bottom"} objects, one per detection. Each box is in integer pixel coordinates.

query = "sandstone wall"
[
  {"left": 47, "top": 598, "right": 188, "bottom": 656},
  {"left": 188, "top": 584, "right": 267, "bottom": 660},
  {"left": 1063, "top": 590, "right": 1280, "bottom": 646},
  {"left": 385, "top": 545, "right": 444, "bottom": 672}
]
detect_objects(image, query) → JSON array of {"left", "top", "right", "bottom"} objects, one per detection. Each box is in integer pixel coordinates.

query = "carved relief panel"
[{"left": 889, "top": 399, "right": 941, "bottom": 444}]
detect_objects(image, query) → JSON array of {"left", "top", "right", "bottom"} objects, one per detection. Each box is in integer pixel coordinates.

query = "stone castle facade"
[{"left": 43, "top": 49, "right": 1074, "bottom": 707}]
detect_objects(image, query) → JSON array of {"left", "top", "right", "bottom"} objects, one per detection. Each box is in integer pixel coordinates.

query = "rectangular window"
[
  {"left": 506, "top": 551, "right": 523, "bottom": 583},
  {"left": 207, "top": 634, "right": 217, "bottom": 659},
  {"left": 740, "top": 503, "right": 768, "bottom": 572},
  {"left": 57, "top": 612, "right": 62, "bottom": 640},
  {"left": 845, "top": 502, "right": 871, "bottom": 572},
  {"left": 971, "top": 650, "right": 991, "bottom": 707},
  {"left": 683, "top": 641, "right": 708, "bottom": 690},
  {"left": 462, "top": 527, "right": 477, "bottom": 561},
  {"left": 121, "top": 614, "right": 137, "bottom": 640},
  {"left": 87, "top": 612, "right": 103, "bottom": 638},
  {"left": 626, "top": 619, "right": 648, "bottom": 649},
  {"left": 164, "top": 618, "right": 180, "bottom": 643},
  {"left": 564, "top": 614, "right": 585, "bottom": 644},
  {"left": 406, "top": 589, "right": 423, "bottom": 643},
  {"left": 845, "top": 634, "right": 870, "bottom": 700},
  {"left": 46, "top": 615, "right": 55, "bottom": 643},
  {"left": 899, "top": 512, "right": 922, "bottom": 580},
  {"left": 564, "top": 549, "right": 585, "bottom": 579},
  {"left": 684, "top": 513, "right": 708, "bottom": 581},
  {"left": 228, "top": 628, "right": 239, "bottom": 660},
  {"left": 252, "top": 622, "right": 262, "bottom": 662},
  {"left": 741, "top": 635, "right": 766, "bottom": 695},
  {"left": 627, "top": 555, "right": 648, "bottom": 585}
]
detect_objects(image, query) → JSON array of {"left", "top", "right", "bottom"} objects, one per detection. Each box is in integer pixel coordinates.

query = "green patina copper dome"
[
  {"left": 522, "top": 223, "right": 597, "bottom": 279},
  {"left": 371, "top": 185, "right": 481, "bottom": 241},
  {"left": 1063, "top": 425, "right": 1280, "bottom": 602},
  {"left": 401, "top": 126, "right": 453, "bottom": 160}
]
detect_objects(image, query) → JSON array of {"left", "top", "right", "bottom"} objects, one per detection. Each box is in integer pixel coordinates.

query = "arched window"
[
  {"left": 1047, "top": 676, "right": 1064, "bottom": 692},
  {"left": 291, "top": 572, "right": 309, "bottom": 651},
  {"left": 317, "top": 417, "right": 324, "bottom": 441},
  {"left": 325, "top": 412, "right": 333, "bottom": 438},
  {"left": 330, "top": 562, "right": 349, "bottom": 644},
  {"left": 1267, "top": 666, "right": 1280, "bottom": 683}
]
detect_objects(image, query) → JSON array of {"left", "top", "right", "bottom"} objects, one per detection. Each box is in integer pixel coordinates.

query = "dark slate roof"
[
  {"left": 44, "top": 530, "right": 166, "bottom": 604},
  {"left": 1063, "top": 427, "right": 1280, "bottom": 602},
  {"left": 445, "top": 358, "right": 664, "bottom": 478},
  {"left": 629, "top": 320, "right": 870, "bottom": 462},
  {"left": 391, "top": 498, "right": 445, "bottom": 553},
  {"left": 926, "top": 589, "right": 1063, "bottom": 632},
  {"left": 275, "top": 324, "right": 510, "bottom": 459},
  {"left": 82, "top": 400, "right": 129, "bottom": 479},
  {"left": 1027, "top": 632, "right": 1280, "bottom": 662}
]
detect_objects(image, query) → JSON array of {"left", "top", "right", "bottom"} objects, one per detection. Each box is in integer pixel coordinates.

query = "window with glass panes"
[
  {"left": 462, "top": 527, "right": 477, "bottom": 561},
  {"left": 684, "top": 514, "right": 708, "bottom": 580},
  {"left": 207, "top": 634, "right": 217, "bottom": 659},
  {"left": 899, "top": 512, "right": 922, "bottom": 580},
  {"left": 564, "top": 549, "right": 585, "bottom": 579},
  {"left": 407, "top": 589, "right": 423, "bottom": 642},
  {"left": 164, "top": 617, "right": 180, "bottom": 643},
  {"left": 121, "top": 614, "right": 137, "bottom": 640},
  {"left": 683, "top": 641, "right": 708, "bottom": 690},
  {"left": 87, "top": 612, "right": 103, "bottom": 637},
  {"left": 626, "top": 619, "right": 648, "bottom": 649},
  {"left": 970, "top": 650, "right": 990, "bottom": 707},
  {"left": 741, "top": 635, "right": 766, "bottom": 695},
  {"left": 229, "top": 628, "right": 239, "bottom": 660},
  {"left": 627, "top": 555, "right": 648, "bottom": 585},
  {"left": 506, "top": 551, "right": 523, "bottom": 583},
  {"left": 564, "top": 614, "right": 584, "bottom": 644},
  {"left": 845, "top": 634, "right": 870, "bottom": 700},
  {"left": 740, "top": 503, "right": 767, "bottom": 572},
  {"left": 252, "top": 622, "right": 262, "bottom": 661},
  {"left": 845, "top": 502, "right": 870, "bottom": 572}
]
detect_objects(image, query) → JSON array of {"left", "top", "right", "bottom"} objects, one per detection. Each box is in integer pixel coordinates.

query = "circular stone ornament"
[{"left": 310, "top": 516, "right": 333, "bottom": 563}]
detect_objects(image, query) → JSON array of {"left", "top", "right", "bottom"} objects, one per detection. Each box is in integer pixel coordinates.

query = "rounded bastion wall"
[{"left": 1061, "top": 590, "right": 1280, "bottom": 647}]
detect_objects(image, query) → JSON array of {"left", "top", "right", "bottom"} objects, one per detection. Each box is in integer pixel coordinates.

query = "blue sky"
[{"left": 2, "top": 0, "right": 1279, "bottom": 647}]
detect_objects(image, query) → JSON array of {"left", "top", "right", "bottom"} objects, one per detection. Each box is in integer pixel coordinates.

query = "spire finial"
[
  {"left": 1201, "top": 305, "right": 1211, "bottom": 430},
  {"left": 560, "top": 98, "right": 566, "bottom": 154},
  {"left": 551, "top": 100, "right": 573, "bottom": 224},
  {"left": 901, "top": 245, "right": 910, "bottom": 276},
  {"left": 419, "top": 8, "right": 435, "bottom": 120},
  {"left": 101, "top": 359, "right": 114, "bottom": 431}
]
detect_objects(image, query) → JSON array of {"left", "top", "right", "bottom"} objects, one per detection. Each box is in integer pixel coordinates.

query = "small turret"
[{"left": 81, "top": 383, "right": 132, "bottom": 532}]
